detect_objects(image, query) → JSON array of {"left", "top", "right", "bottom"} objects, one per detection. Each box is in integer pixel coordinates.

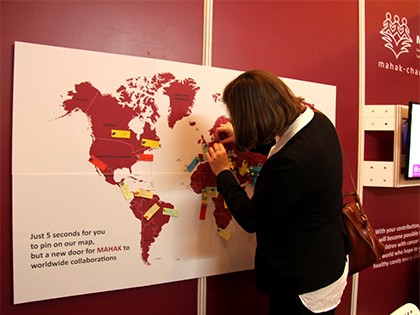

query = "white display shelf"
[{"left": 363, "top": 105, "right": 420, "bottom": 188}]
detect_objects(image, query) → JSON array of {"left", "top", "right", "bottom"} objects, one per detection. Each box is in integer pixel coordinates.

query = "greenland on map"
[{"left": 12, "top": 42, "right": 335, "bottom": 303}]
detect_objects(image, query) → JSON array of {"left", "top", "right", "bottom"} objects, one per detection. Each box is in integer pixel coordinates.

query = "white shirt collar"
[{"left": 267, "top": 107, "right": 314, "bottom": 158}]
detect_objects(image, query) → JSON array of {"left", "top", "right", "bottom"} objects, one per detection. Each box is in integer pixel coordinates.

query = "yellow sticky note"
[
  {"left": 228, "top": 158, "right": 235, "bottom": 170},
  {"left": 206, "top": 187, "right": 218, "bottom": 198},
  {"left": 141, "top": 138, "right": 160, "bottom": 148},
  {"left": 202, "top": 144, "right": 208, "bottom": 161},
  {"left": 134, "top": 189, "right": 153, "bottom": 199},
  {"left": 201, "top": 190, "right": 208, "bottom": 204},
  {"left": 239, "top": 160, "right": 249, "bottom": 176},
  {"left": 111, "top": 129, "right": 131, "bottom": 139},
  {"left": 144, "top": 203, "right": 160, "bottom": 220},
  {"left": 163, "top": 208, "right": 179, "bottom": 217},
  {"left": 119, "top": 182, "right": 133, "bottom": 200},
  {"left": 217, "top": 228, "right": 231, "bottom": 240}
]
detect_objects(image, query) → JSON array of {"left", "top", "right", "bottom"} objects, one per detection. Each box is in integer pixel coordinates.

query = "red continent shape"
[
  {"left": 164, "top": 78, "right": 200, "bottom": 129},
  {"left": 129, "top": 195, "right": 172, "bottom": 265}
]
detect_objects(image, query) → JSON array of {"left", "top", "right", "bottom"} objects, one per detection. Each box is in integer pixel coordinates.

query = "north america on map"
[{"left": 59, "top": 73, "right": 266, "bottom": 265}]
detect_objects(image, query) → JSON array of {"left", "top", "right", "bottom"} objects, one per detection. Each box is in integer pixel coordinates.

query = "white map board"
[{"left": 12, "top": 41, "right": 336, "bottom": 303}]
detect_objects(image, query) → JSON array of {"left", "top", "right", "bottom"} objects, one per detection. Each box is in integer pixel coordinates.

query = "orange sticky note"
[
  {"left": 89, "top": 155, "right": 107, "bottom": 171},
  {"left": 136, "top": 154, "right": 154, "bottom": 161}
]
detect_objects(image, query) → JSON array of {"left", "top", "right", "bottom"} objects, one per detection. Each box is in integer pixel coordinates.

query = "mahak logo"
[{"left": 380, "top": 12, "right": 413, "bottom": 59}]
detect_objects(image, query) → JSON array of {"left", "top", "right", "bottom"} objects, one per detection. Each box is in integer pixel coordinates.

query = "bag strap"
[
  {"left": 308, "top": 106, "right": 357, "bottom": 192},
  {"left": 341, "top": 145, "right": 366, "bottom": 218},
  {"left": 312, "top": 106, "right": 362, "bottom": 211},
  {"left": 342, "top": 148, "right": 357, "bottom": 193}
]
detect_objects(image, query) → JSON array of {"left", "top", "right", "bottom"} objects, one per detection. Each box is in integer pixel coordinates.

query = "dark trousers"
[{"left": 269, "top": 292, "right": 335, "bottom": 315}]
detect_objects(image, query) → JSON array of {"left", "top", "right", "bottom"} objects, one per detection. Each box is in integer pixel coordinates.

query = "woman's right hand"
[
  {"left": 206, "top": 142, "right": 230, "bottom": 176},
  {"left": 215, "top": 122, "right": 235, "bottom": 144}
]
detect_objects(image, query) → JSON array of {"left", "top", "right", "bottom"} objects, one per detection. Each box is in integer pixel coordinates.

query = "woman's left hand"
[{"left": 206, "top": 142, "right": 231, "bottom": 176}]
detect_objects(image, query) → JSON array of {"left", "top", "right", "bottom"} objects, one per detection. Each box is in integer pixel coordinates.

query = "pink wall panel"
[
  {"left": 1, "top": 1, "right": 202, "bottom": 315},
  {"left": 358, "top": 187, "right": 420, "bottom": 315},
  {"left": 365, "top": 0, "right": 420, "bottom": 104},
  {"left": 206, "top": 271, "right": 269, "bottom": 315},
  {"left": 361, "top": 1, "right": 420, "bottom": 314},
  {"left": 212, "top": 0, "right": 360, "bottom": 194}
]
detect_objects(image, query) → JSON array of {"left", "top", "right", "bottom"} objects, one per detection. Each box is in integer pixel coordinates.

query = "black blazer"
[{"left": 217, "top": 112, "right": 349, "bottom": 295}]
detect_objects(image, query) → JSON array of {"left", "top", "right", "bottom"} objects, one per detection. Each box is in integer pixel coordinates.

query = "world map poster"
[{"left": 12, "top": 42, "right": 336, "bottom": 304}]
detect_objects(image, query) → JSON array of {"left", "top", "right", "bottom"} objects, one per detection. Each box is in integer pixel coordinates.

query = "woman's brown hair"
[{"left": 222, "top": 69, "right": 304, "bottom": 151}]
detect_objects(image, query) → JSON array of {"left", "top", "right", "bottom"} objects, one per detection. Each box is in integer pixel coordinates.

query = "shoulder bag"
[{"left": 342, "top": 153, "right": 385, "bottom": 276}]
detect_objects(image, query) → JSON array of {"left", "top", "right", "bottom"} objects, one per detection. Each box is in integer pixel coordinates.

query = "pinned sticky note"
[
  {"left": 136, "top": 153, "right": 154, "bottom": 161},
  {"left": 89, "top": 155, "right": 107, "bottom": 171},
  {"left": 202, "top": 144, "right": 208, "bottom": 161},
  {"left": 217, "top": 228, "right": 232, "bottom": 240},
  {"left": 119, "top": 181, "right": 134, "bottom": 200},
  {"left": 239, "top": 160, "right": 249, "bottom": 176},
  {"left": 134, "top": 189, "right": 153, "bottom": 199},
  {"left": 144, "top": 203, "right": 160, "bottom": 220},
  {"left": 141, "top": 138, "right": 160, "bottom": 149},
  {"left": 163, "top": 207, "right": 179, "bottom": 217},
  {"left": 201, "top": 189, "right": 208, "bottom": 203},
  {"left": 206, "top": 187, "right": 218, "bottom": 198},
  {"left": 199, "top": 189, "right": 208, "bottom": 220},
  {"left": 249, "top": 165, "right": 262, "bottom": 186},
  {"left": 199, "top": 203, "right": 207, "bottom": 220},
  {"left": 111, "top": 129, "right": 131, "bottom": 139},
  {"left": 228, "top": 158, "right": 235, "bottom": 170},
  {"left": 187, "top": 156, "right": 200, "bottom": 172},
  {"left": 249, "top": 165, "right": 262, "bottom": 176}
]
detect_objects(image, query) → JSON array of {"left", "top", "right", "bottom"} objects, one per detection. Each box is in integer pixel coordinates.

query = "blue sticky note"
[{"left": 187, "top": 156, "right": 200, "bottom": 172}]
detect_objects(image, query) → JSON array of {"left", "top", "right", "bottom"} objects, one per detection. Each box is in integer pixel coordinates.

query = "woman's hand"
[
  {"left": 206, "top": 142, "right": 231, "bottom": 176},
  {"left": 215, "top": 122, "right": 235, "bottom": 144}
]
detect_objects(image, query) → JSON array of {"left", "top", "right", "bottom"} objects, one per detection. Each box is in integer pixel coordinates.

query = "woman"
[{"left": 206, "top": 70, "right": 349, "bottom": 315}]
